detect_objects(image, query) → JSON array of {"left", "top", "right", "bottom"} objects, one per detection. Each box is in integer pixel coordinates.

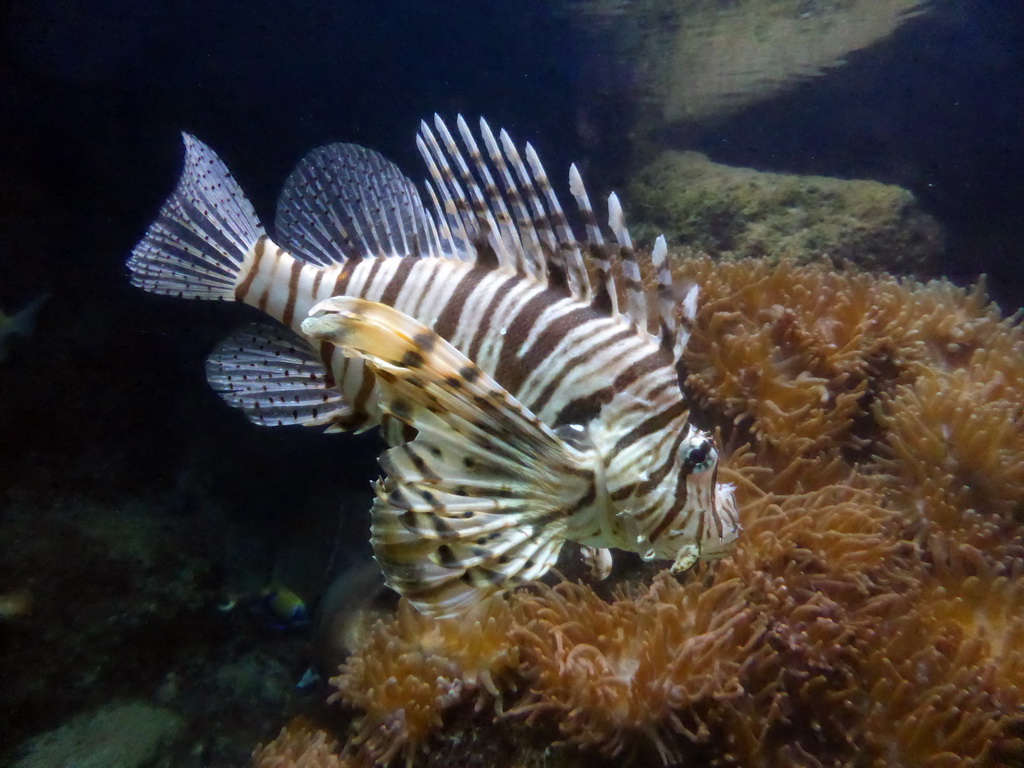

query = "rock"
[
  {"left": 13, "top": 701, "right": 183, "bottom": 768},
  {"left": 628, "top": 150, "right": 944, "bottom": 273},
  {"left": 212, "top": 651, "right": 294, "bottom": 708},
  {"left": 565, "top": 0, "right": 934, "bottom": 126}
]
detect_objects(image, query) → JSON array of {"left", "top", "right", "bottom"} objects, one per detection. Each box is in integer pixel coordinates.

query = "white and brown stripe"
[{"left": 232, "top": 243, "right": 681, "bottom": 442}]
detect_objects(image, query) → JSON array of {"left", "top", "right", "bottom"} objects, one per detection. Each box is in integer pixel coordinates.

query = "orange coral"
[
  {"left": 509, "top": 576, "right": 758, "bottom": 763},
  {"left": 872, "top": 367, "right": 1024, "bottom": 523},
  {"left": 918, "top": 552, "right": 1024, "bottom": 692},
  {"left": 860, "top": 608, "right": 1024, "bottom": 765},
  {"left": 676, "top": 257, "right": 1024, "bottom": 468},
  {"left": 328, "top": 595, "right": 518, "bottom": 766},
  {"left": 677, "top": 258, "right": 889, "bottom": 458},
  {"left": 719, "top": 482, "right": 910, "bottom": 598},
  {"left": 253, "top": 720, "right": 351, "bottom": 768}
]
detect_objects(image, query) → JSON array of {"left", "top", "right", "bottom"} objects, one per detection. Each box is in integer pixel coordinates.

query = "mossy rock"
[
  {"left": 627, "top": 150, "right": 944, "bottom": 273},
  {"left": 13, "top": 702, "right": 183, "bottom": 768}
]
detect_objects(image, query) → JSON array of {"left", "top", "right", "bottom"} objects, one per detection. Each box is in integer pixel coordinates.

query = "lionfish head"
[{"left": 637, "top": 423, "right": 741, "bottom": 568}]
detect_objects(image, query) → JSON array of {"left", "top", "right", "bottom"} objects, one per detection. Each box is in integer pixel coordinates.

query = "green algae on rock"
[{"left": 627, "top": 151, "right": 944, "bottom": 273}]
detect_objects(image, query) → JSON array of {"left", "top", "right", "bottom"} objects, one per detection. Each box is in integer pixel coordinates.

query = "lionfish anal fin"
[{"left": 301, "top": 297, "right": 602, "bottom": 618}]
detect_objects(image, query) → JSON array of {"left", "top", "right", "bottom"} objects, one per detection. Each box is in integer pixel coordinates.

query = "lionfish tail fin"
[
  {"left": 127, "top": 133, "right": 265, "bottom": 300},
  {"left": 301, "top": 297, "right": 601, "bottom": 618}
]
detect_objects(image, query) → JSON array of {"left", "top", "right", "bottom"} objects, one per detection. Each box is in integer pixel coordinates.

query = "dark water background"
[
  {"left": 0, "top": 0, "right": 1022, "bottom": 763},
  {"left": 3, "top": 1, "right": 1023, "bottom": 308}
]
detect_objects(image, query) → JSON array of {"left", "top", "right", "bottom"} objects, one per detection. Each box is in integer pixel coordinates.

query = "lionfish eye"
[{"left": 683, "top": 441, "right": 716, "bottom": 473}]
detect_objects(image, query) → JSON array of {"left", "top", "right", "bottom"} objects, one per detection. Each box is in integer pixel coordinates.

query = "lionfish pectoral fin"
[
  {"left": 301, "top": 297, "right": 600, "bottom": 618},
  {"left": 205, "top": 323, "right": 355, "bottom": 428}
]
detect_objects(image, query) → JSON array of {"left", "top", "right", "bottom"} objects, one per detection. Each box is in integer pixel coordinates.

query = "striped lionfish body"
[{"left": 128, "top": 116, "right": 740, "bottom": 617}]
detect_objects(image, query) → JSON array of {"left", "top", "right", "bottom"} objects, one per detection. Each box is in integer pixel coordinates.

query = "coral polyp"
[
  {"left": 678, "top": 257, "right": 887, "bottom": 457},
  {"left": 509, "top": 576, "right": 757, "bottom": 763},
  {"left": 253, "top": 720, "right": 350, "bottom": 768},
  {"left": 873, "top": 367, "right": 1024, "bottom": 524},
  {"left": 328, "top": 596, "right": 519, "bottom": 766}
]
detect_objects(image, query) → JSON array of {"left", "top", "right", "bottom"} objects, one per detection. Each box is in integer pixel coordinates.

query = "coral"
[
  {"left": 509, "top": 576, "right": 759, "bottom": 763},
  {"left": 920, "top": 555, "right": 1024, "bottom": 692},
  {"left": 269, "top": 257, "right": 1024, "bottom": 767},
  {"left": 327, "top": 596, "right": 519, "bottom": 766},
  {"left": 873, "top": 368, "right": 1024, "bottom": 522},
  {"left": 678, "top": 257, "right": 902, "bottom": 460},
  {"left": 676, "top": 258, "right": 1024, "bottom": 466},
  {"left": 253, "top": 720, "right": 350, "bottom": 768},
  {"left": 859, "top": 606, "right": 1024, "bottom": 765}
]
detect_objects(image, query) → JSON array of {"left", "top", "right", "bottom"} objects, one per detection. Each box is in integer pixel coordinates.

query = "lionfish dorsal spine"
[
  {"left": 478, "top": 118, "right": 548, "bottom": 281},
  {"left": 523, "top": 142, "right": 592, "bottom": 302},
  {"left": 676, "top": 283, "right": 700, "bottom": 363},
  {"left": 420, "top": 177, "right": 460, "bottom": 260},
  {"left": 607, "top": 192, "right": 650, "bottom": 332},
  {"left": 417, "top": 116, "right": 697, "bottom": 360},
  {"left": 426, "top": 116, "right": 510, "bottom": 271},
  {"left": 650, "top": 235, "right": 680, "bottom": 353},
  {"left": 498, "top": 127, "right": 567, "bottom": 282},
  {"left": 420, "top": 116, "right": 598, "bottom": 302},
  {"left": 455, "top": 115, "right": 532, "bottom": 278},
  {"left": 568, "top": 163, "right": 620, "bottom": 318},
  {"left": 416, "top": 129, "right": 476, "bottom": 261}
]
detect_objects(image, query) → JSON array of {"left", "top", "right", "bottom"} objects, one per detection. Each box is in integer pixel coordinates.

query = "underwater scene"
[{"left": 3, "top": 0, "right": 1024, "bottom": 766}]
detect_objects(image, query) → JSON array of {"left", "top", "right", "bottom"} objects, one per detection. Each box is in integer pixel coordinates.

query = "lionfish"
[{"left": 128, "top": 116, "right": 740, "bottom": 618}]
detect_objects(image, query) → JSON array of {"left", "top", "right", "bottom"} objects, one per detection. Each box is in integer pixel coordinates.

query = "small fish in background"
[
  {"left": 0, "top": 294, "right": 48, "bottom": 362},
  {"left": 127, "top": 116, "right": 740, "bottom": 618},
  {"left": 218, "top": 584, "right": 310, "bottom": 632},
  {"left": 255, "top": 584, "right": 310, "bottom": 631}
]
